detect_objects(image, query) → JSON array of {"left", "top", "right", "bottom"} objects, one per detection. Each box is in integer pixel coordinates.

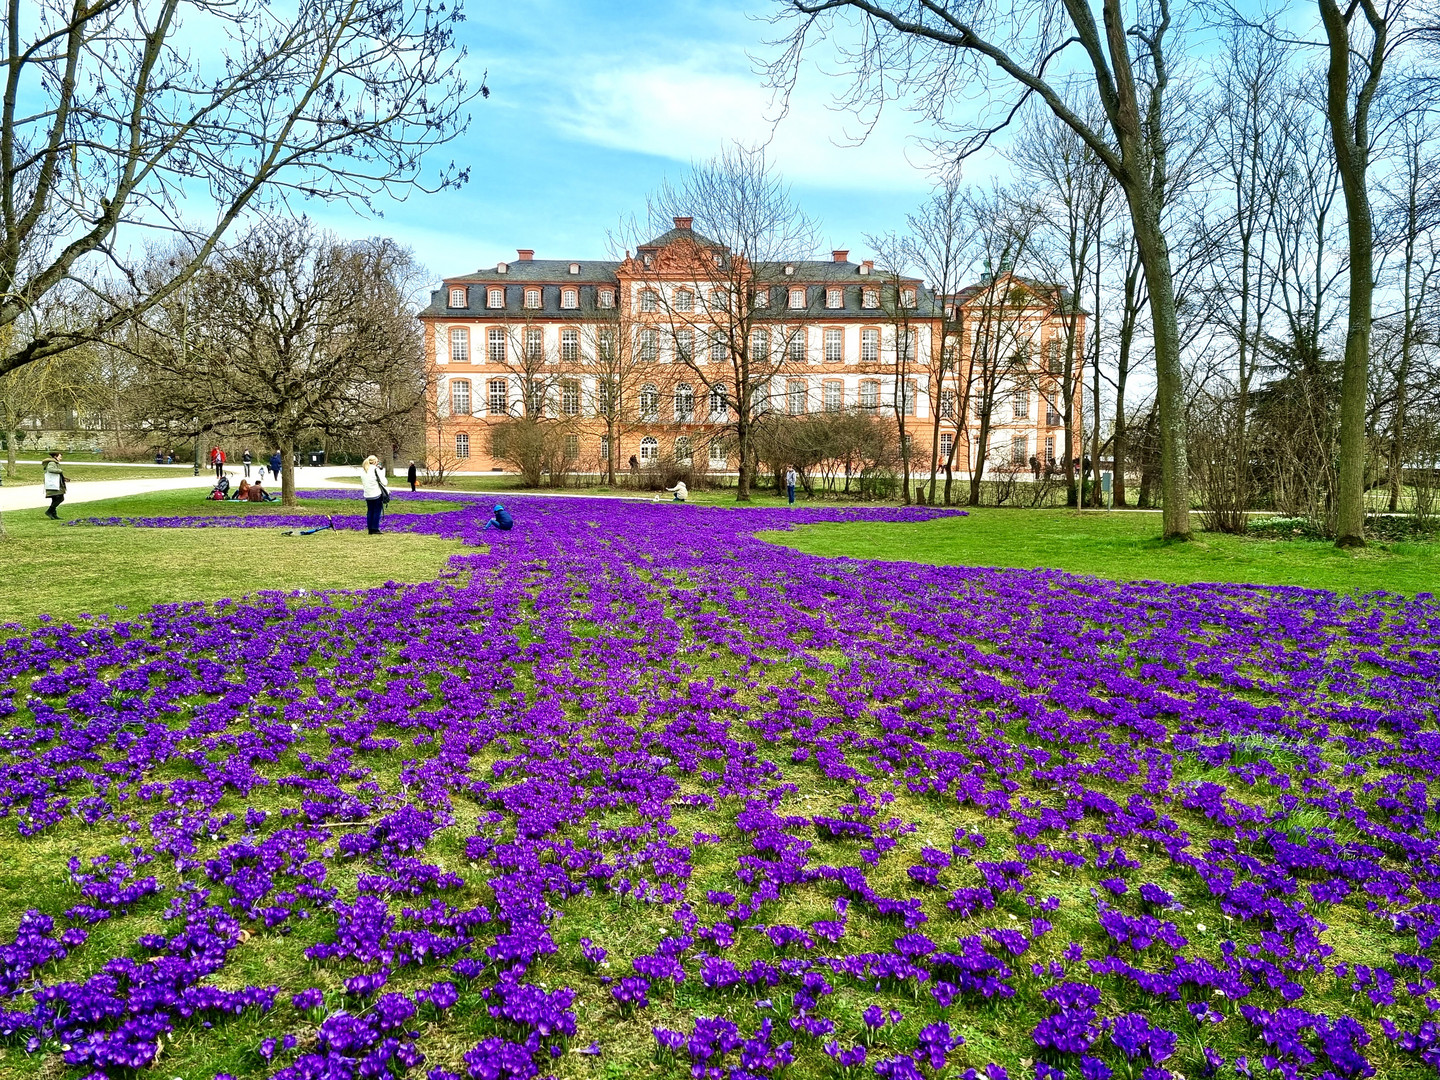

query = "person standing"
[
  {"left": 42, "top": 451, "right": 67, "bottom": 519},
  {"left": 269, "top": 450, "right": 282, "bottom": 481},
  {"left": 786, "top": 466, "right": 797, "bottom": 506},
  {"left": 407, "top": 460, "right": 418, "bottom": 492},
  {"left": 213, "top": 446, "right": 227, "bottom": 480},
  {"left": 360, "top": 455, "right": 389, "bottom": 535},
  {"left": 242, "top": 448, "right": 253, "bottom": 478}
]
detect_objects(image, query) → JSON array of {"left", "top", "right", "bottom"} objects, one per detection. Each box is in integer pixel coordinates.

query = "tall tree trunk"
[
  {"left": 280, "top": 438, "right": 296, "bottom": 507},
  {"left": 1127, "top": 190, "right": 1192, "bottom": 539},
  {"left": 1320, "top": 0, "right": 1381, "bottom": 548}
]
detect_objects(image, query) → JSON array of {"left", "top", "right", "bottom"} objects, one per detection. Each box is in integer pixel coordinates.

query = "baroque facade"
[{"left": 419, "top": 218, "right": 1084, "bottom": 479}]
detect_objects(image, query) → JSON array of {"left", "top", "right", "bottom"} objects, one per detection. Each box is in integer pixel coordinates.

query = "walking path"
[{"left": 0, "top": 465, "right": 355, "bottom": 514}]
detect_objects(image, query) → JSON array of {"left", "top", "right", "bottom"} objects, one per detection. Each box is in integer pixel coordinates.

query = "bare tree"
[
  {"left": 1012, "top": 107, "right": 1117, "bottom": 508},
  {"left": 865, "top": 237, "right": 929, "bottom": 504},
  {"left": 135, "top": 222, "right": 425, "bottom": 504},
  {"left": 892, "top": 179, "right": 974, "bottom": 504},
  {"left": 585, "top": 290, "right": 649, "bottom": 486},
  {"left": 0, "top": 0, "right": 476, "bottom": 380},
  {"left": 635, "top": 144, "right": 820, "bottom": 501},
  {"left": 770, "top": 0, "right": 1199, "bottom": 539}
]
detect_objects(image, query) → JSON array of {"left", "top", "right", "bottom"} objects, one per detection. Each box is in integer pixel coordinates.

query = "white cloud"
[{"left": 550, "top": 53, "right": 941, "bottom": 192}]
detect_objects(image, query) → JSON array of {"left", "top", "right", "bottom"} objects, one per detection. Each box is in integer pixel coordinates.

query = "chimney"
[
  {"left": 516, "top": 249, "right": 534, "bottom": 261},
  {"left": 673, "top": 216, "right": 693, "bottom": 230},
  {"left": 832, "top": 249, "right": 849, "bottom": 263}
]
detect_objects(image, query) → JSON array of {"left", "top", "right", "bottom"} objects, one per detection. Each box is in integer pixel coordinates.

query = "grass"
[
  {"left": 0, "top": 488, "right": 466, "bottom": 626},
  {"left": 767, "top": 505, "right": 1440, "bottom": 594},
  {"left": 1, "top": 461, "right": 197, "bottom": 484}
]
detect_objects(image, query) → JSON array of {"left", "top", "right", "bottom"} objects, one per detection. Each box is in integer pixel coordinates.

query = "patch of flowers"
[{"left": 2, "top": 491, "right": 1439, "bottom": 1078}]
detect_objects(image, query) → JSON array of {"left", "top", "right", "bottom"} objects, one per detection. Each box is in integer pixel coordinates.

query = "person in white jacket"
[{"left": 359, "top": 455, "right": 389, "bottom": 534}]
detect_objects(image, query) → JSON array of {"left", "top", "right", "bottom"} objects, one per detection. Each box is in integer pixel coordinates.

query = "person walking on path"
[
  {"left": 269, "top": 451, "right": 282, "bottom": 481},
  {"left": 210, "top": 446, "right": 226, "bottom": 480},
  {"left": 786, "top": 466, "right": 797, "bottom": 506},
  {"left": 407, "top": 460, "right": 418, "bottom": 492},
  {"left": 242, "top": 449, "right": 253, "bottom": 478},
  {"left": 360, "top": 455, "right": 389, "bottom": 535},
  {"left": 42, "top": 451, "right": 67, "bottom": 519},
  {"left": 483, "top": 504, "right": 514, "bottom": 532}
]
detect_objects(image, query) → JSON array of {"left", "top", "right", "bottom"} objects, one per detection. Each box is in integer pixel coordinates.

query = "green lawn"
[
  {"left": 0, "top": 489, "right": 466, "bottom": 626},
  {"left": 1, "top": 461, "right": 197, "bottom": 484},
  {"left": 768, "top": 506, "right": 1440, "bottom": 594}
]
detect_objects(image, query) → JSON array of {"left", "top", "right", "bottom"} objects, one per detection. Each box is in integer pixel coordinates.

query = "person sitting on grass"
[
  {"left": 207, "top": 475, "right": 230, "bottom": 500},
  {"left": 248, "top": 479, "right": 275, "bottom": 502},
  {"left": 655, "top": 480, "right": 687, "bottom": 503},
  {"left": 483, "top": 504, "right": 514, "bottom": 532},
  {"left": 233, "top": 478, "right": 251, "bottom": 501}
]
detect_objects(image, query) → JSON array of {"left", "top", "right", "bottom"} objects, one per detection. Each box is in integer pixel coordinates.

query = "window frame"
[
  {"left": 525, "top": 327, "right": 544, "bottom": 362},
  {"left": 449, "top": 326, "right": 470, "bottom": 364},
  {"left": 487, "top": 378, "right": 509, "bottom": 416},
  {"left": 786, "top": 378, "right": 807, "bottom": 416},
  {"left": 450, "top": 378, "right": 471, "bottom": 415},
  {"left": 639, "top": 435, "right": 659, "bottom": 462},
  {"left": 524, "top": 287, "right": 542, "bottom": 310},
  {"left": 825, "top": 286, "right": 843, "bottom": 309},
  {"left": 674, "top": 382, "right": 695, "bottom": 422},
  {"left": 823, "top": 327, "right": 844, "bottom": 364},
  {"left": 861, "top": 287, "right": 878, "bottom": 310},
  {"left": 598, "top": 288, "right": 615, "bottom": 309},
  {"left": 640, "top": 289, "right": 659, "bottom": 313},
  {"left": 822, "top": 380, "right": 843, "bottom": 412},
  {"left": 561, "top": 287, "right": 578, "bottom": 310},
  {"left": 487, "top": 287, "right": 505, "bottom": 309},
  {"left": 455, "top": 431, "right": 470, "bottom": 459},
  {"left": 448, "top": 286, "right": 468, "bottom": 309},
  {"left": 487, "top": 327, "right": 507, "bottom": 364},
  {"left": 859, "top": 379, "right": 880, "bottom": 409},
  {"left": 560, "top": 328, "right": 579, "bottom": 363},
  {"left": 860, "top": 327, "right": 880, "bottom": 365},
  {"left": 639, "top": 383, "right": 659, "bottom": 421},
  {"left": 561, "top": 379, "right": 580, "bottom": 417},
  {"left": 788, "top": 286, "right": 807, "bottom": 310},
  {"left": 675, "top": 288, "right": 694, "bottom": 313}
]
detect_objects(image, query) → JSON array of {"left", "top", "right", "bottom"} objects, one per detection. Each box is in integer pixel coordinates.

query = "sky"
[{"left": 305, "top": 0, "right": 965, "bottom": 286}]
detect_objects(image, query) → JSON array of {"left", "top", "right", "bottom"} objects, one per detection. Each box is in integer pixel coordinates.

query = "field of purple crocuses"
[{"left": 3, "top": 491, "right": 1440, "bottom": 1080}]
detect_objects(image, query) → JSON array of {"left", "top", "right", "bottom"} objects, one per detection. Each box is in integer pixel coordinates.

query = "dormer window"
[
  {"left": 448, "top": 286, "right": 467, "bottom": 308},
  {"left": 754, "top": 288, "right": 769, "bottom": 308},
  {"left": 524, "top": 288, "right": 541, "bottom": 309},
  {"left": 862, "top": 287, "right": 878, "bottom": 310},
  {"left": 487, "top": 287, "right": 505, "bottom": 309},
  {"left": 788, "top": 287, "right": 806, "bottom": 310},
  {"left": 643, "top": 253, "right": 653, "bottom": 268},
  {"left": 569, "top": 263, "right": 580, "bottom": 275},
  {"left": 784, "top": 265, "right": 794, "bottom": 276},
  {"left": 901, "top": 287, "right": 917, "bottom": 308},
  {"left": 598, "top": 288, "right": 615, "bottom": 309},
  {"left": 496, "top": 261, "right": 509, "bottom": 274},
  {"left": 714, "top": 253, "right": 724, "bottom": 267},
  {"left": 825, "top": 287, "right": 843, "bottom": 309},
  {"left": 561, "top": 287, "right": 578, "bottom": 309}
]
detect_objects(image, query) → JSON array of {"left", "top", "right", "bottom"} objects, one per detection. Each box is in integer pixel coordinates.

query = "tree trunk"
[
  {"left": 1127, "top": 190, "right": 1193, "bottom": 539},
  {"left": 969, "top": 421, "right": 989, "bottom": 506},
  {"left": 280, "top": 438, "right": 296, "bottom": 506}
]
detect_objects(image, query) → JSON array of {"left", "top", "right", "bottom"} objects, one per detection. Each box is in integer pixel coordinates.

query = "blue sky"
[{"left": 307, "top": 0, "right": 962, "bottom": 284}]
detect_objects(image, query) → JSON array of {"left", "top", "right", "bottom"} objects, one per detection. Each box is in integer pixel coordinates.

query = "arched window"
[
  {"left": 487, "top": 378, "right": 509, "bottom": 416},
  {"left": 787, "top": 379, "right": 807, "bottom": 415},
  {"left": 675, "top": 436, "right": 692, "bottom": 463},
  {"left": 674, "top": 383, "right": 694, "bottom": 422},
  {"left": 709, "top": 383, "right": 728, "bottom": 419},
  {"left": 561, "top": 287, "right": 578, "bottom": 309},
  {"left": 449, "top": 327, "right": 470, "bottom": 363},
  {"left": 450, "top": 379, "right": 471, "bottom": 415},
  {"left": 639, "top": 436, "right": 659, "bottom": 462},
  {"left": 640, "top": 383, "right": 659, "bottom": 421},
  {"left": 524, "top": 287, "right": 541, "bottom": 309}
]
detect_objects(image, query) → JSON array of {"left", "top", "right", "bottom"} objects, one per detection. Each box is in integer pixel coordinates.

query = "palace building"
[{"left": 419, "top": 217, "right": 1083, "bottom": 479}]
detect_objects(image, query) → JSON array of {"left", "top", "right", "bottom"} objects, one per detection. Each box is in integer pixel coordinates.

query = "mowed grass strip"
[
  {"left": 767, "top": 506, "right": 1440, "bottom": 594},
  {"left": 2, "top": 461, "right": 199, "bottom": 484},
  {"left": 0, "top": 488, "right": 468, "bottom": 626}
]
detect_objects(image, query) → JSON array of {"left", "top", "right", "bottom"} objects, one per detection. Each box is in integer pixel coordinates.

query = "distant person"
[
  {"left": 483, "top": 504, "right": 514, "bottom": 532},
  {"left": 248, "top": 479, "right": 274, "bottom": 502},
  {"left": 656, "top": 480, "right": 688, "bottom": 503},
  {"left": 165, "top": 451, "right": 174, "bottom": 465},
  {"left": 407, "top": 460, "right": 418, "bottom": 492},
  {"left": 628, "top": 454, "right": 639, "bottom": 474},
  {"left": 42, "top": 451, "right": 66, "bottom": 519},
  {"left": 242, "top": 448, "right": 253, "bottom": 478},
  {"left": 269, "top": 451, "right": 282, "bottom": 480},
  {"left": 154, "top": 451, "right": 163, "bottom": 465},
  {"left": 234, "top": 478, "right": 252, "bottom": 501},
  {"left": 359, "top": 454, "right": 389, "bottom": 535},
  {"left": 211, "top": 446, "right": 226, "bottom": 480},
  {"left": 786, "top": 466, "right": 797, "bottom": 506},
  {"left": 1029, "top": 454, "right": 1040, "bottom": 480},
  {"left": 208, "top": 475, "right": 231, "bottom": 500}
]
